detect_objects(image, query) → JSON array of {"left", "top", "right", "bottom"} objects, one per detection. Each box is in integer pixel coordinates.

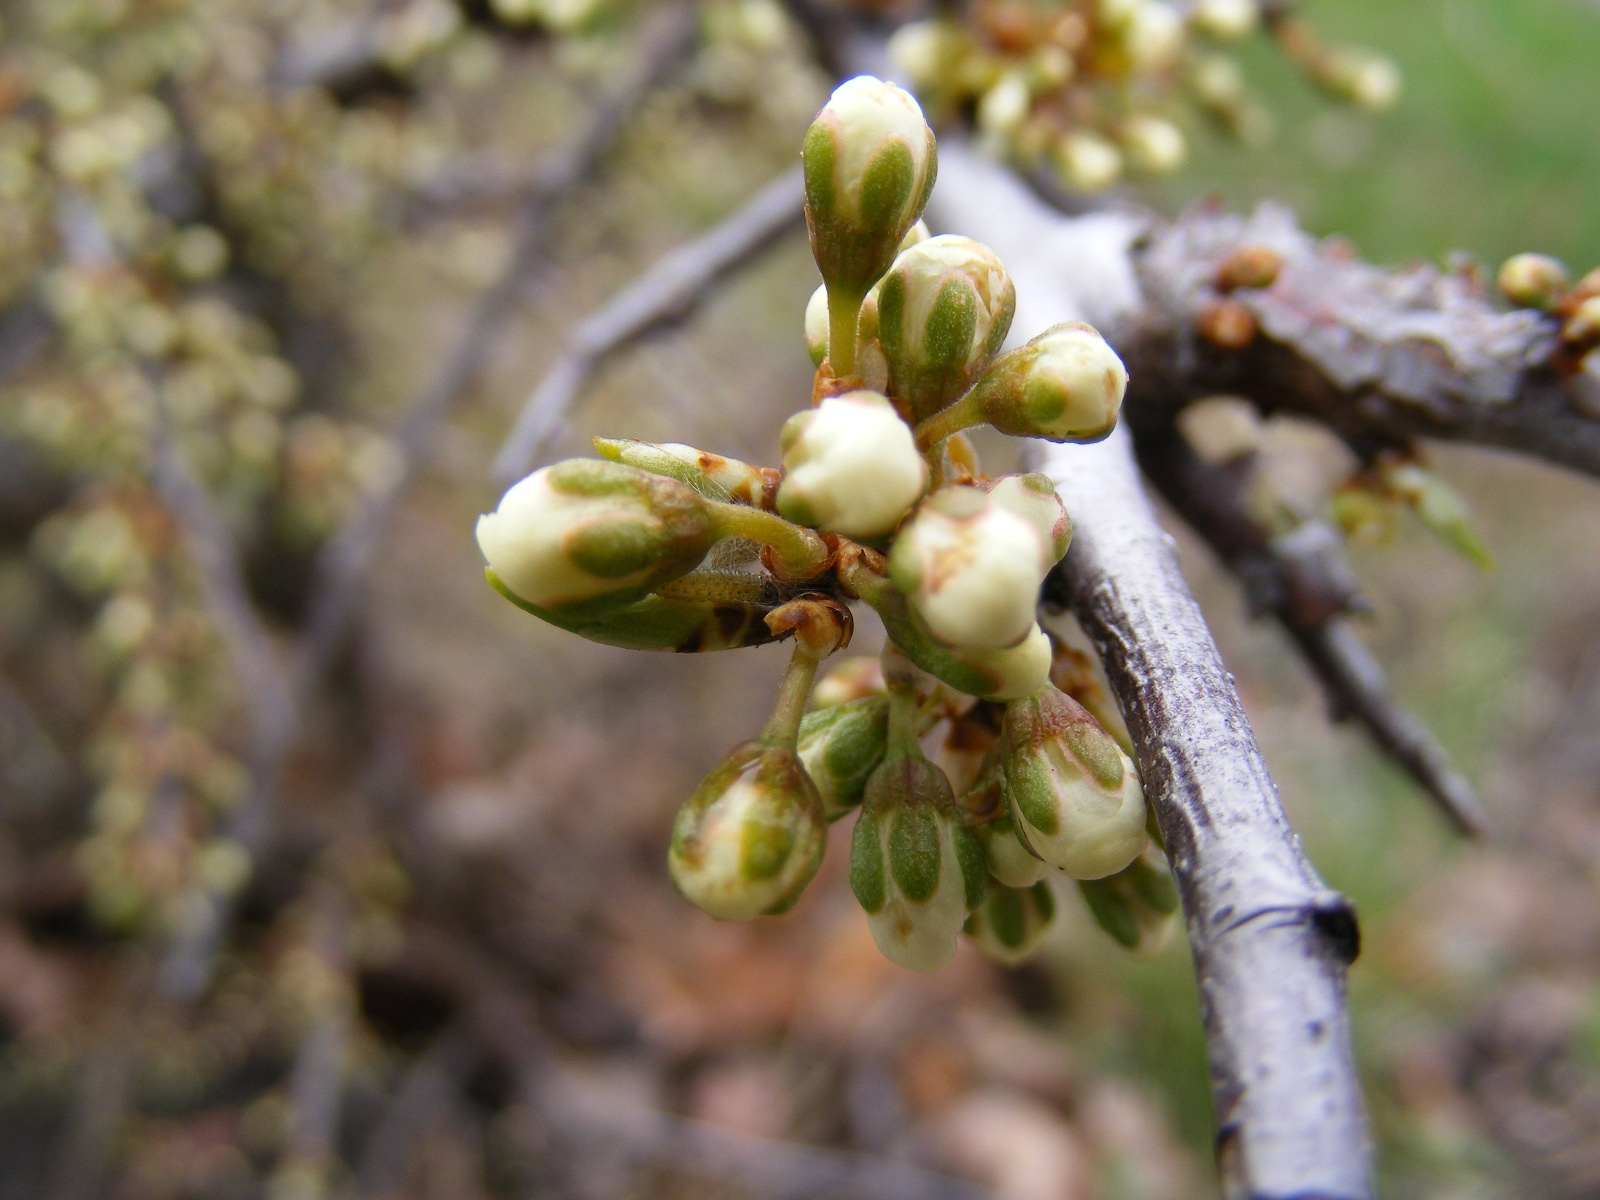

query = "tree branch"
[
  {"left": 1119, "top": 203, "right": 1600, "bottom": 478},
  {"left": 494, "top": 163, "right": 805, "bottom": 484},
  {"left": 1136, "top": 430, "right": 1487, "bottom": 836},
  {"left": 931, "top": 143, "right": 1374, "bottom": 1199}
]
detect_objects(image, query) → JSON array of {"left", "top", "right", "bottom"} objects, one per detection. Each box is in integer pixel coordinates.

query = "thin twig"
[
  {"left": 932, "top": 142, "right": 1374, "bottom": 1199},
  {"left": 294, "top": 0, "right": 700, "bottom": 694},
  {"left": 1137, "top": 431, "right": 1488, "bottom": 835},
  {"left": 493, "top": 163, "right": 806, "bottom": 484}
]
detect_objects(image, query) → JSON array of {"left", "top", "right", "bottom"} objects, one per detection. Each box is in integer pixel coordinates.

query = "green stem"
[
  {"left": 884, "top": 680, "right": 923, "bottom": 761},
  {"left": 913, "top": 390, "right": 985, "bottom": 452},
  {"left": 761, "top": 647, "right": 821, "bottom": 747},
  {"left": 707, "top": 500, "right": 830, "bottom": 579},
  {"left": 826, "top": 286, "right": 862, "bottom": 377}
]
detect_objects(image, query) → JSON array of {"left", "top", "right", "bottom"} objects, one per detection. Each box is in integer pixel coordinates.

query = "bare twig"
[
  {"left": 932, "top": 143, "right": 1374, "bottom": 1199},
  {"left": 294, "top": 0, "right": 700, "bottom": 693},
  {"left": 494, "top": 164, "right": 806, "bottom": 483},
  {"left": 1137, "top": 431, "right": 1488, "bottom": 835}
]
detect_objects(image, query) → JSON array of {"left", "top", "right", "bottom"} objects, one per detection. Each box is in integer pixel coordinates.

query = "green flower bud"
[
  {"left": 1190, "top": 0, "right": 1258, "bottom": 41},
  {"left": 477, "top": 460, "right": 717, "bottom": 618},
  {"left": 1078, "top": 847, "right": 1180, "bottom": 952},
  {"left": 593, "top": 437, "right": 776, "bottom": 507},
  {"left": 803, "top": 76, "right": 938, "bottom": 351},
  {"left": 1118, "top": 115, "right": 1187, "bottom": 176},
  {"left": 877, "top": 235, "right": 1017, "bottom": 420},
  {"left": 777, "top": 391, "right": 928, "bottom": 540},
  {"left": 797, "top": 695, "right": 890, "bottom": 820},
  {"left": 888, "top": 485, "right": 1055, "bottom": 650},
  {"left": 1050, "top": 130, "right": 1123, "bottom": 193},
  {"left": 965, "top": 880, "right": 1057, "bottom": 964},
  {"left": 850, "top": 753, "right": 987, "bottom": 971},
  {"left": 669, "top": 742, "right": 826, "bottom": 920},
  {"left": 965, "top": 322, "right": 1127, "bottom": 443},
  {"left": 1496, "top": 253, "right": 1569, "bottom": 311},
  {"left": 1001, "top": 686, "right": 1147, "bottom": 879},
  {"left": 887, "top": 21, "right": 966, "bottom": 97}
]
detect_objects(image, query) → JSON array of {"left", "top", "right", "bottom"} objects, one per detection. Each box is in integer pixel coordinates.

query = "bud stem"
[
  {"left": 762, "top": 645, "right": 823, "bottom": 748},
  {"left": 913, "top": 391, "right": 984, "bottom": 452},
  {"left": 826, "top": 287, "right": 863, "bottom": 377},
  {"left": 884, "top": 680, "right": 923, "bottom": 761},
  {"left": 707, "top": 500, "right": 831, "bottom": 579}
]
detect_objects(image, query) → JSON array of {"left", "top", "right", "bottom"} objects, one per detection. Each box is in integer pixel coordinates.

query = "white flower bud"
[
  {"left": 876, "top": 235, "right": 1016, "bottom": 419},
  {"left": 969, "top": 322, "right": 1127, "bottom": 442},
  {"left": 670, "top": 743, "right": 826, "bottom": 920},
  {"left": 1121, "top": 3, "right": 1184, "bottom": 71},
  {"left": 803, "top": 76, "right": 938, "bottom": 303},
  {"left": 965, "top": 880, "right": 1057, "bottom": 964},
  {"left": 1119, "top": 114, "right": 1187, "bottom": 175},
  {"left": 983, "top": 473, "right": 1071, "bottom": 566},
  {"left": 1051, "top": 130, "right": 1123, "bottom": 193},
  {"left": 804, "top": 283, "right": 830, "bottom": 367},
  {"left": 850, "top": 754, "right": 987, "bottom": 971},
  {"left": 777, "top": 391, "right": 928, "bottom": 540},
  {"left": 1190, "top": 0, "right": 1258, "bottom": 41},
  {"left": 1318, "top": 49, "right": 1401, "bottom": 111},
  {"left": 476, "top": 460, "right": 717, "bottom": 616},
  {"left": 977, "top": 72, "right": 1031, "bottom": 139},
  {"left": 1002, "top": 686, "right": 1147, "bottom": 879},
  {"left": 955, "top": 623, "right": 1054, "bottom": 702},
  {"left": 888, "top": 485, "right": 1052, "bottom": 651},
  {"left": 887, "top": 20, "right": 966, "bottom": 95}
]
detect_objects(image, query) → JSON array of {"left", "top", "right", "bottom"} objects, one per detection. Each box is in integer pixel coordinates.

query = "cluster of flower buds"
[
  {"left": 885, "top": 0, "right": 1399, "bottom": 194},
  {"left": 480, "top": 75, "right": 1182, "bottom": 967}
]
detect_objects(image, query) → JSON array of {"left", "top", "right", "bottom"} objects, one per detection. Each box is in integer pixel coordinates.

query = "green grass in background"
[{"left": 1148, "top": 0, "right": 1600, "bottom": 269}]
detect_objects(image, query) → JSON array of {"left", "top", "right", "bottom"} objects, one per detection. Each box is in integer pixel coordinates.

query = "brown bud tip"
[
  {"left": 1197, "top": 298, "right": 1257, "bottom": 350},
  {"left": 766, "top": 597, "right": 854, "bottom": 658},
  {"left": 1214, "top": 245, "right": 1283, "bottom": 292}
]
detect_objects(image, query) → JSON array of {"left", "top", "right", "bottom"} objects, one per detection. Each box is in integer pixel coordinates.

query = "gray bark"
[{"left": 932, "top": 145, "right": 1374, "bottom": 1199}]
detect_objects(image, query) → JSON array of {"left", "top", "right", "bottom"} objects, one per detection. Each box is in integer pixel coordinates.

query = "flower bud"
[
  {"left": 804, "top": 284, "right": 831, "bottom": 368},
  {"left": 1078, "top": 847, "right": 1179, "bottom": 952},
  {"left": 593, "top": 437, "right": 776, "bottom": 507},
  {"left": 1050, "top": 130, "right": 1122, "bottom": 193},
  {"left": 887, "top": 20, "right": 966, "bottom": 97},
  {"left": 976, "top": 72, "right": 1031, "bottom": 140},
  {"left": 951, "top": 623, "right": 1054, "bottom": 702},
  {"left": 1001, "top": 686, "right": 1146, "bottom": 878},
  {"left": 961, "top": 751, "right": 1050, "bottom": 888},
  {"left": 967, "top": 322, "right": 1127, "bottom": 443},
  {"left": 777, "top": 391, "right": 928, "bottom": 540},
  {"left": 850, "top": 754, "right": 987, "bottom": 971},
  {"left": 803, "top": 76, "right": 938, "bottom": 305},
  {"left": 1496, "top": 253, "right": 1568, "bottom": 311},
  {"left": 1120, "top": 3, "right": 1183, "bottom": 71},
  {"left": 965, "top": 880, "right": 1057, "bottom": 964},
  {"left": 888, "top": 485, "right": 1055, "bottom": 650},
  {"left": 983, "top": 473, "right": 1071, "bottom": 566},
  {"left": 1118, "top": 114, "right": 1187, "bottom": 176},
  {"left": 1316, "top": 49, "right": 1401, "bottom": 111},
  {"left": 797, "top": 695, "right": 890, "bottom": 820},
  {"left": 811, "top": 655, "right": 885, "bottom": 709},
  {"left": 669, "top": 742, "right": 826, "bottom": 920},
  {"left": 876, "top": 235, "right": 1017, "bottom": 420},
  {"left": 477, "top": 460, "right": 717, "bottom": 617},
  {"left": 1190, "top": 0, "right": 1258, "bottom": 40}
]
